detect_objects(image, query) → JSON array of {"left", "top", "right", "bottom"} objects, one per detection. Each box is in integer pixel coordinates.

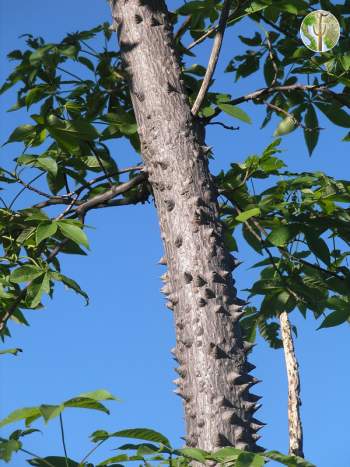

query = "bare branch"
[
  {"left": 33, "top": 166, "right": 145, "bottom": 210},
  {"left": 229, "top": 83, "right": 350, "bottom": 108},
  {"left": 75, "top": 173, "right": 147, "bottom": 217},
  {"left": 191, "top": 0, "right": 234, "bottom": 116},
  {"left": 187, "top": 0, "right": 252, "bottom": 50},
  {"left": 207, "top": 121, "right": 239, "bottom": 130},
  {"left": 2, "top": 169, "right": 53, "bottom": 200},
  {"left": 9, "top": 173, "right": 46, "bottom": 209},
  {"left": 87, "top": 142, "right": 114, "bottom": 188},
  {"left": 280, "top": 311, "right": 304, "bottom": 457}
]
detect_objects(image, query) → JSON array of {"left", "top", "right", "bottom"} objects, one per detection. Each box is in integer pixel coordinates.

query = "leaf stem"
[
  {"left": 19, "top": 447, "right": 56, "bottom": 467},
  {"left": 79, "top": 438, "right": 107, "bottom": 466},
  {"left": 59, "top": 413, "right": 69, "bottom": 467}
]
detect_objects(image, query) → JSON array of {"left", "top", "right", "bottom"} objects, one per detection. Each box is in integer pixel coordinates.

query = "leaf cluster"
[
  {"left": 217, "top": 138, "right": 350, "bottom": 345},
  {"left": 0, "top": 392, "right": 314, "bottom": 466}
]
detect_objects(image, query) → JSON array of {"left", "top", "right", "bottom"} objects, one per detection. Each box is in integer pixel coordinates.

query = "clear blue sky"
[{"left": 0, "top": 1, "right": 349, "bottom": 466}]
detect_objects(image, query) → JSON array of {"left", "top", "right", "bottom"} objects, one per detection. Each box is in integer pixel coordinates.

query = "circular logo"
[{"left": 300, "top": 10, "right": 340, "bottom": 52}]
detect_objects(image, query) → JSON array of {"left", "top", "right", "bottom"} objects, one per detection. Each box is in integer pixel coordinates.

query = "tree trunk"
[
  {"left": 110, "top": 0, "right": 263, "bottom": 451},
  {"left": 279, "top": 311, "right": 304, "bottom": 457}
]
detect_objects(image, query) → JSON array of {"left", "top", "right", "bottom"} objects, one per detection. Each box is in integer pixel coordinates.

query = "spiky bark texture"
[
  {"left": 110, "top": 0, "right": 263, "bottom": 451},
  {"left": 280, "top": 311, "right": 304, "bottom": 457}
]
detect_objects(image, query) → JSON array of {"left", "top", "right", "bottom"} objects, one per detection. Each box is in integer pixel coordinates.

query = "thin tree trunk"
[
  {"left": 109, "top": 0, "right": 263, "bottom": 452},
  {"left": 279, "top": 311, "right": 304, "bottom": 457}
]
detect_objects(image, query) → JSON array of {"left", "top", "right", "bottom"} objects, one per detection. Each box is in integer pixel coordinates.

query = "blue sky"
[{"left": 0, "top": 1, "right": 349, "bottom": 466}]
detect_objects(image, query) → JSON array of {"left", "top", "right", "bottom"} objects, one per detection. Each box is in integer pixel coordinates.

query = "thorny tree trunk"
[
  {"left": 110, "top": 0, "right": 263, "bottom": 451},
  {"left": 279, "top": 311, "right": 304, "bottom": 457}
]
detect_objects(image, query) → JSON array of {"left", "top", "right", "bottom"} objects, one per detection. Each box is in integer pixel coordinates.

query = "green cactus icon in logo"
[{"left": 300, "top": 10, "right": 340, "bottom": 52}]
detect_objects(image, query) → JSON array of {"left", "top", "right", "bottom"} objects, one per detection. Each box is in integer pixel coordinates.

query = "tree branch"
[
  {"left": 187, "top": 0, "right": 250, "bottom": 50},
  {"left": 0, "top": 174, "right": 148, "bottom": 334},
  {"left": 229, "top": 83, "right": 350, "bottom": 108},
  {"left": 87, "top": 142, "right": 114, "bottom": 188},
  {"left": 33, "top": 166, "right": 144, "bottom": 209},
  {"left": 75, "top": 172, "right": 147, "bottom": 218},
  {"left": 279, "top": 311, "right": 304, "bottom": 457},
  {"left": 191, "top": 0, "right": 234, "bottom": 116},
  {"left": 207, "top": 121, "right": 239, "bottom": 130}
]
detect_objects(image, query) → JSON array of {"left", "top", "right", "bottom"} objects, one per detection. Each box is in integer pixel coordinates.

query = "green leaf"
[
  {"left": 46, "top": 115, "right": 99, "bottom": 152},
  {"left": 25, "top": 87, "right": 47, "bottom": 108},
  {"left": 318, "top": 309, "right": 350, "bottom": 329},
  {"left": 60, "top": 44, "right": 79, "bottom": 58},
  {"left": 9, "top": 428, "right": 41, "bottom": 440},
  {"left": 63, "top": 397, "right": 110, "bottom": 414},
  {"left": 27, "top": 457, "right": 79, "bottom": 467},
  {"left": 177, "top": 1, "right": 208, "bottom": 15},
  {"left": 47, "top": 170, "right": 66, "bottom": 195},
  {"left": 77, "top": 389, "right": 118, "bottom": 401},
  {"left": 0, "top": 407, "right": 41, "bottom": 428},
  {"left": 237, "top": 451, "right": 265, "bottom": 467},
  {"left": 236, "top": 207, "right": 261, "bottom": 223},
  {"left": 218, "top": 103, "right": 251, "bottom": 124},
  {"left": 36, "top": 157, "right": 58, "bottom": 176},
  {"left": 273, "top": 116, "right": 297, "bottom": 137},
  {"left": 185, "top": 64, "right": 207, "bottom": 76},
  {"left": 22, "top": 208, "right": 49, "bottom": 221},
  {"left": 26, "top": 273, "right": 50, "bottom": 308},
  {"left": 242, "top": 223, "right": 263, "bottom": 254},
  {"left": 29, "top": 44, "right": 54, "bottom": 65},
  {"left": 117, "top": 442, "right": 161, "bottom": 453},
  {"left": 264, "top": 57, "right": 276, "bottom": 86},
  {"left": 0, "top": 438, "right": 21, "bottom": 463},
  {"left": 9, "top": 265, "right": 44, "bottom": 284},
  {"left": 0, "top": 348, "right": 23, "bottom": 357},
  {"left": 50, "top": 272, "right": 89, "bottom": 305},
  {"left": 340, "top": 53, "right": 350, "bottom": 71},
  {"left": 47, "top": 115, "right": 99, "bottom": 140},
  {"left": 304, "top": 105, "right": 319, "bottom": 156},
  {"left": 97, "top": 454, "right": 133, "bottom": 466},
  {"left": 209, "top": 447, "right": 242, "bottom": 462},
  {"left": 36, "top": 221, "right": 57, "bottom": 245},
  {"left": 107, "top": 428, "right": 171, "bottom": 447},
  {"left": 65, "top": 392, "right": 115, "bottom": 421},
  {"left": 274, "top": 0, "right": 308, "bottom": 14},
  {"left": 39, "top": 404, "right": 63, "bottom": 423},
  {"left": 264, "top": 450, "right": 315, "bottom": 466},
  {"left": 90, "top": 429, "right": 109, "bottom": 443},
  {"left": 267, "top": 226, "right": 294, "bottom": 247},
  {"left": 177, "top": 448, "right": 208, "bottom": 463},
  {"left": 78, "top": 56, "right": 95, "bottom": 71},
  {"left": 6, "top": 124, "right": 36, "bottom": 144},
  {"left": 304, "top": 232, "right": 330, "bottom": 266},
  {"left": 57, "top": 220, "right": 89, "bottom": 249},
  {"left": 316, "top": 103, "right": 350, "bottom": 128}
]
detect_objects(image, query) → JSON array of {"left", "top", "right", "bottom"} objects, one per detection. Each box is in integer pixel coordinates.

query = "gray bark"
[{"left": 110, "top": 0, "right": 263, "bottom": 451}]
